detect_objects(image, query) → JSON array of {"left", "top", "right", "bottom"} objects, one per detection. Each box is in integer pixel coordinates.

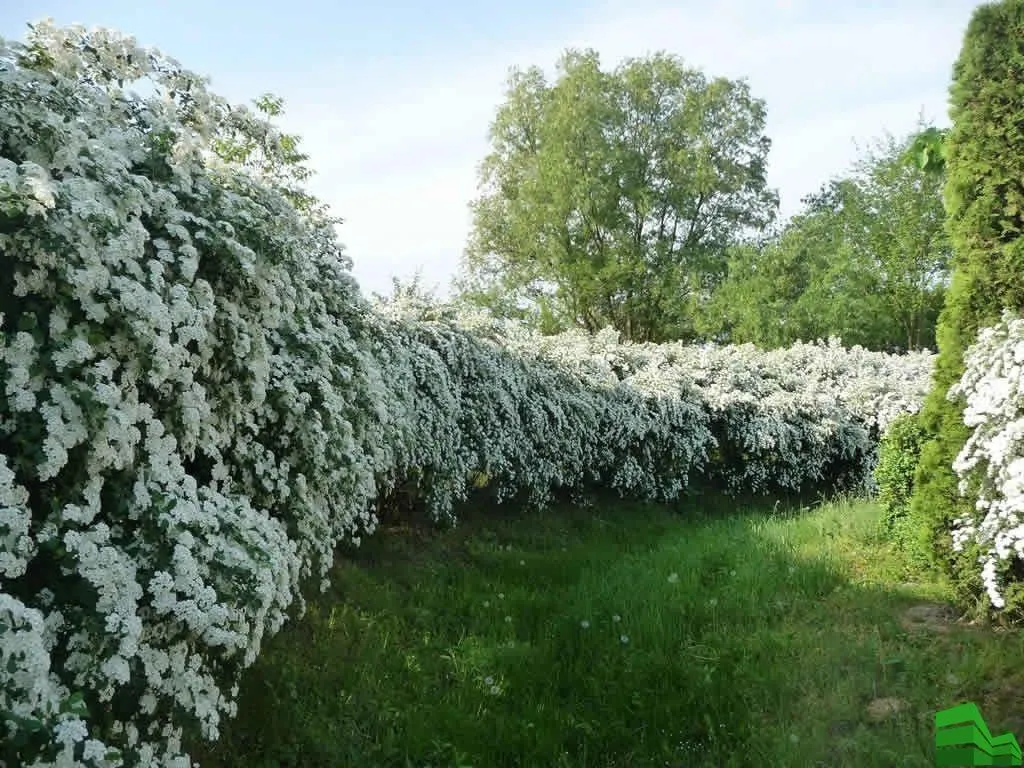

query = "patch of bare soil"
[
  {"left": 864, "top": 697, "right": 910, "bottom": 723},
  {"left": 899, "top": 603, "right": 961, "bottom": 634}
]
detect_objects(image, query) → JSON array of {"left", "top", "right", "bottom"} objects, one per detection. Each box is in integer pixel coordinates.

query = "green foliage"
[
  {"left": 190, "top": 498, "right": 1024, "bottom": 767},
  {"left": 855, "top": 129, "right": 952, "bottom": 350},
  {"left": 210, "top": 92, "right": 338, "bottom": 227},
  {"left": 905, "top": 126, "right": 949, "bottom": 176},
  {"left": 876, "top": 413, "right": 927, "bottom": 527},
  {"left": 910, "top": 0, "right": 1024, "bottom": 594},
  {"left": 701, "top": 181, "right": 891, "bottom": 349},
  {"left": 458, "top": 49, "right": 778, "bottom": 343},
  {"left": 701, "top": 125, "right": 951, "bottom": 351},
  {"left": 875, "top": 413, "right": 929, "bottom": 566}
]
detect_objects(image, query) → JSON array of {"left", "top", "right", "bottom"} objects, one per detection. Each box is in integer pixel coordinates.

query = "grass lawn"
[{"left": 187, "top": 494, "right": 1024, "bottom": 767}]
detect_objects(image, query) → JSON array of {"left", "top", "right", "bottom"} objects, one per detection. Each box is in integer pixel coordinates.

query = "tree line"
[{"left": 453, "top": 49, "right": 951, "bottom": 352}]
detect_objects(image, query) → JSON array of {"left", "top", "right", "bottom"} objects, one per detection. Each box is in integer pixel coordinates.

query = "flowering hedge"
[
  {"left": 488, "top": 319, "right": 934, "bottom": 497},
  {"left": 0, "top": 22, "right": 387, "bottom": 767},
  {"left": 0, "top": 22, "right": 936, "bottom": 767},
  {"left": 949, "top": 310, "right": 1024, "bottom": 611}
]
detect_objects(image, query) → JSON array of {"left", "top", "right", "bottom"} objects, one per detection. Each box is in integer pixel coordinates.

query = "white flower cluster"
[
  {"left": 447, "top": 319, "right": 935, "bottom": 497},
  {"left": 948, "top": 310, "right": 1024, "bottom": 609},
  {"left": 0, "top": 22, "right": 363, "bottom": 767},
  {"left": 0, "top": 592, "right": 123, "bottom": 768},
  {"left": 0, "top": 22, "right": 937, "bottom": 767}
]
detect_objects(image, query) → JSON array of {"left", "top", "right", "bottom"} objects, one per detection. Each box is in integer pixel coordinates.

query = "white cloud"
[{"left": 279, "top": 0, "right": 978, "bottom": 298}]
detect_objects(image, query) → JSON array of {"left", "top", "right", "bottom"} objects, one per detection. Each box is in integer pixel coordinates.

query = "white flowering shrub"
[
  {"left": 0, "top": 21, "right": 937, "bottom": 767},
  {"left": 487, "top": 327, "right": 934, "bottom": 496},
  {"left": 948, "top": 310, "right": 1024, "bottom": 610},
  {"left": 365, "top": 306, "right": 712, "bottom": 518},
  {"left": 0, "top": 22, "right": 385, "bottom": 767}
]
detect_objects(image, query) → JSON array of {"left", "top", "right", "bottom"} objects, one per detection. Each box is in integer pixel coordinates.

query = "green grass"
[{"left": 187, "top": 495, "right": 1024, "bottom": 767}]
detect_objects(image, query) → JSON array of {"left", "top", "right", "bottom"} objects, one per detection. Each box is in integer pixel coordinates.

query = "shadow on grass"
[{"left": 186, "top": 495, "right": 1024, "bottom": 768}]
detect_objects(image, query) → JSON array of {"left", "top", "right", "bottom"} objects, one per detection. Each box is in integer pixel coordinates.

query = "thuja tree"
[{"left": 909, "top": 0, "right": 1024, "bottom": 613}]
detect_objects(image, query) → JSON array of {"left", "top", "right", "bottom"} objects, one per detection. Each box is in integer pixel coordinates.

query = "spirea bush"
[
  {"left": 949, "top": 310, "right": 1024, "bottom": 612},
  {"left": 486, "top": 325, "right": 935, "bottom": 496},
  {"left": 0, "top": 22, "right": 936, "bottom": 767},
  {"left": 0, "top": 22, "right": 385, "bottom": 767}
]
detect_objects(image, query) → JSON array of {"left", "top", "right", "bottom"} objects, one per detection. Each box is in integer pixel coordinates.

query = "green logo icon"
[{"left": 935, "top": 702, "right": 1022, "bottom": 766}]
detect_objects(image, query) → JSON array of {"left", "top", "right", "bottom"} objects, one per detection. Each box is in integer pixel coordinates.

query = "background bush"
[{"left": 875, "top": 411, "right": 928, "bottom": 564}]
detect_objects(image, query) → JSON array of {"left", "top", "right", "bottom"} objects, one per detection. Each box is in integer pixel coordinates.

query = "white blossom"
[
  {"left": 0, "top": 21, "right": 937, "bottom": 767},
  {"left": 948, "top": 311, "right": 1024, "bottom": 610}
]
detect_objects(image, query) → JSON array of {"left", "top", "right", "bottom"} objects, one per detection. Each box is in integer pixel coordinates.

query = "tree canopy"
[
  {"left": 692, "top": 127, "right": 951, "bottom": 351},
  {"left": 457, "top": 49, "right": 952, "bottom": 353},
  {"left": 457, "top": 49, "right": 778, "bottom": 343}
]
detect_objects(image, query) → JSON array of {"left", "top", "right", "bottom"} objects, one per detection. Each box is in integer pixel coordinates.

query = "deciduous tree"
[
  {"left": 701, "top": 127, "right": 950, "bottom": 351},
  {"left": 458, "top": 49, "right": 778, "bottom": 342}
]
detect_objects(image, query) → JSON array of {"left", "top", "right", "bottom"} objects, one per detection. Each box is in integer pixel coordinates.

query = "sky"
[{"left": 1, "top": 0, "right": 985, "bottom": 299}]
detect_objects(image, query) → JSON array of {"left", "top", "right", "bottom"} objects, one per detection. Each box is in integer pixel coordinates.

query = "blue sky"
[{"left": 2, "top": 0, "right": 984, "bottom": 298}]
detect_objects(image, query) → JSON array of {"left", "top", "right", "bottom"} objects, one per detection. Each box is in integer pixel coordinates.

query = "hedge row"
[{"left": 0, "top": 23, "right": 934, "bottom": 767}]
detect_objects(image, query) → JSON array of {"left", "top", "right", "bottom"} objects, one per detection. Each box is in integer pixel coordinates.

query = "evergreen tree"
[{"left": 909, "top": 0, "right": 1024, "bottom": 605}]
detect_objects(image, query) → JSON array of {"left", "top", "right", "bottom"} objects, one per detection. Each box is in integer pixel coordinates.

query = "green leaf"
[{"left": 16, "top": 312, "right": 37, "bottom": 332}]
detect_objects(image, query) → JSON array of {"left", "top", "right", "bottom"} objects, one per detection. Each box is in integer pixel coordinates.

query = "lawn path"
[{"left": 190, "top": 497, "right": 1024, "bottom": 767}]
